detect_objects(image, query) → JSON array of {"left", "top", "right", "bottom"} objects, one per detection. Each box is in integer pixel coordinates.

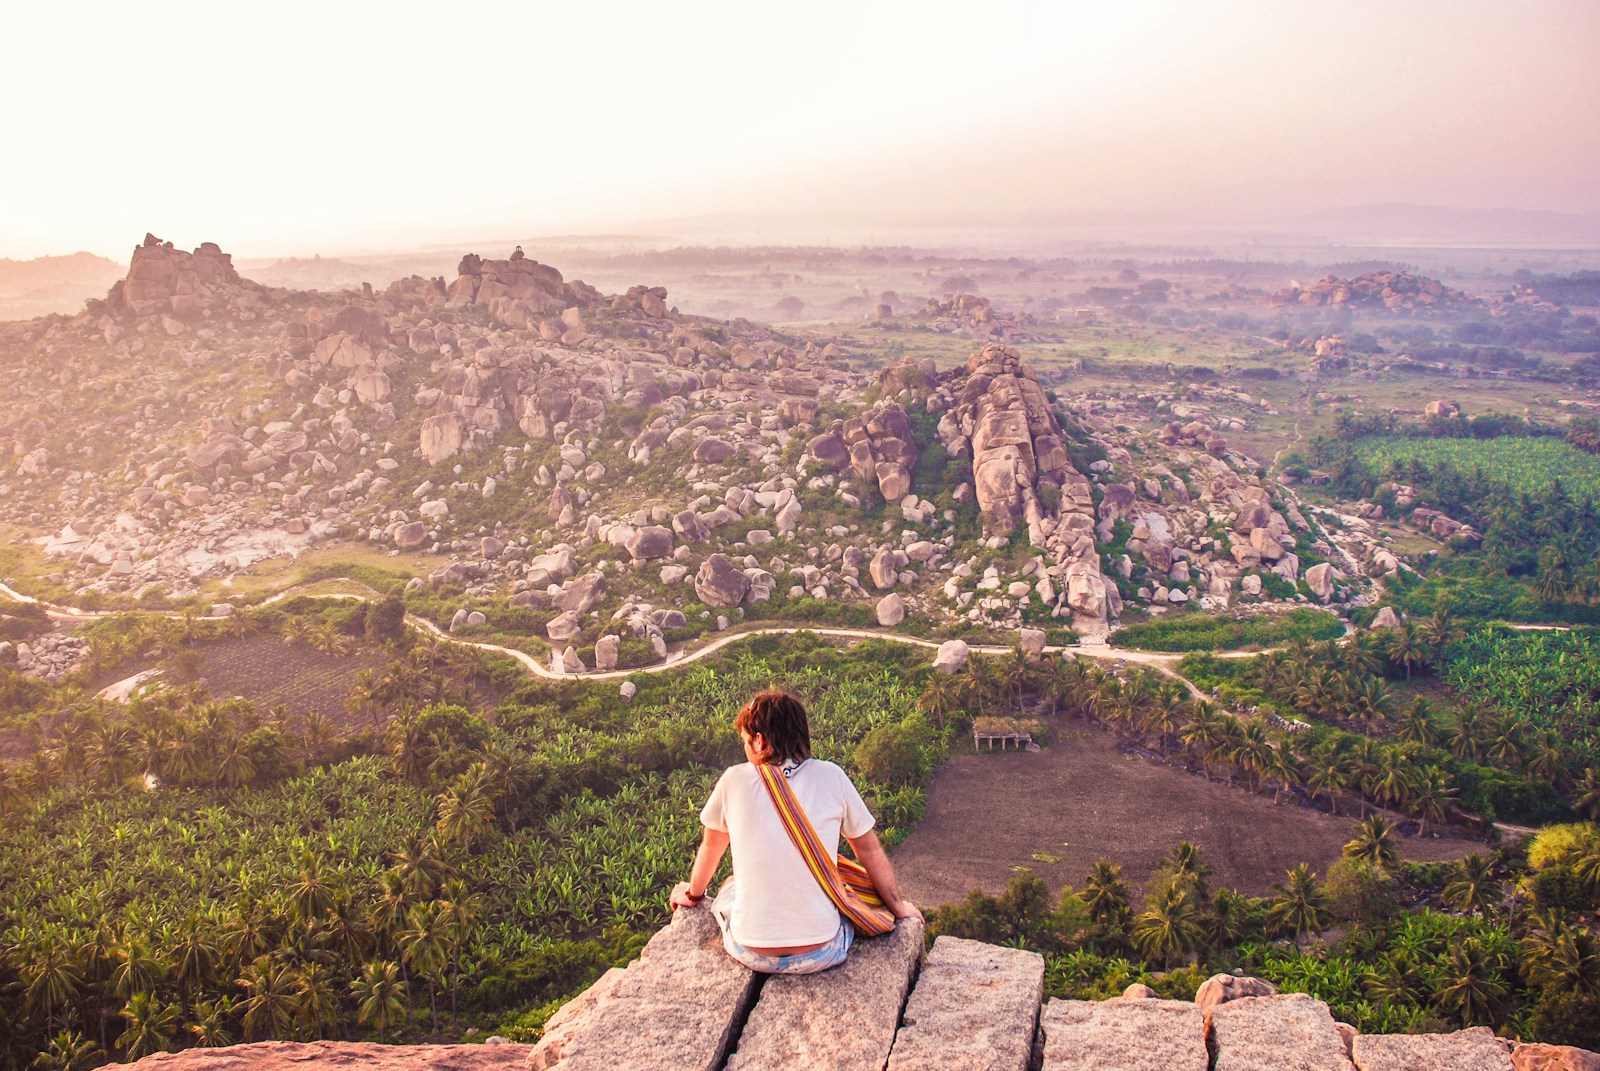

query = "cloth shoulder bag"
[{"left": 754, "top": 762, "right": 896, "bottom": 936}]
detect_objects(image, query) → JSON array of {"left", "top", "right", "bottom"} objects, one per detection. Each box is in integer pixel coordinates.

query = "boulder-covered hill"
[{"left": 0, "top": 235, "right": 1380, "bottom": 649}]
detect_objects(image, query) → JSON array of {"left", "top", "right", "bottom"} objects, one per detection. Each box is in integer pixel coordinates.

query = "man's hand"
[
  {"left": 669, "top": 881, "right": 704, "bottom": 910},
  {"left": 888, "top": 898, "right": 925, "bottom": 924}
]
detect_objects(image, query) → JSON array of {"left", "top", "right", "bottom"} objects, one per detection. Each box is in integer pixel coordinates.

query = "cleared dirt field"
[
  {"left": 196, "top": 635, "right": 389, "bottom": 732},
  {"left": 891, "top": 719, "right": 1484, "bottom": 907}
]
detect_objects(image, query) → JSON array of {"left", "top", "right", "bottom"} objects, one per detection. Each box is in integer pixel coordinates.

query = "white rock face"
[
  {"left": 876, "top": 593, "right": 906, "bottom": 627},
  {"left": 933, "top": 640, "right": 970, "bottom": 674}
]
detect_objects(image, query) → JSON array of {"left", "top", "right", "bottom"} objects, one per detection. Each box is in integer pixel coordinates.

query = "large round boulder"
[{"left": 694, "top": 554, "right": 751, "bottom": 609}]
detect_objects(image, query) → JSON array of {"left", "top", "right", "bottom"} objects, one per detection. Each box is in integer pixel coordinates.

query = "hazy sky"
[{"left": 5, "top": 0, "right": 1598, "bottom": 260}]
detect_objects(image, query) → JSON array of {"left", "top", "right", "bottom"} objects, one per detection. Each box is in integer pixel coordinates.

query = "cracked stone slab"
[
  {"left": 1353, "top": 1029, "right": 1514, "bottom": 1071},
  {"left": 887, "top": 935, "right": 1044, "bottom": 1071},
  {"left": 528, "top": 906, "right": 758, "bottom": 1071},
  {"left": 1040, "top": 996, "right": 1207, "bottom": 1071},
  {"left": 1210, "top": 994, "right": 1355, "bottom": 1071},
  {"left": 726, "top": 919, "right": 924, "bottom": 1071}
]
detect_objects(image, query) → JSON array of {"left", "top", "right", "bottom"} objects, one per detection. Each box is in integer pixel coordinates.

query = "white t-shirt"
[{"left": 700, "top": 759, "right": 876, "bottom": 947}]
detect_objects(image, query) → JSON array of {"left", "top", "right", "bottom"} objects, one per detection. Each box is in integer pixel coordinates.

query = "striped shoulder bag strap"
[{"left": 754, "top": 762, "right": 897, "bottom": 937}]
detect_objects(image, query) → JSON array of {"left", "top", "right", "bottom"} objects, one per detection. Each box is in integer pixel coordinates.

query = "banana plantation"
[{"left": 0, "top": 631, "right": 938, "bottom": 1069}]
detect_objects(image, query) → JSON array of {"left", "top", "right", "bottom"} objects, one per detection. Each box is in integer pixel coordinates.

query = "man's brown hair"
[{"left": 734, "top": 689, "right": 812, "bottom": 764}]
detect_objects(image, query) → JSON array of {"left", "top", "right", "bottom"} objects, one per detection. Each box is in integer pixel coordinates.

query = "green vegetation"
[
  {"left": 1441, "top": 626, "right": 1600, "bottom": 788},
  {"left": 1353, "top": 436, "right": 1600, "bottom": 502},
  {"left": 1113, "top": 609, "right": 1343, "bottom": 652},
  {"left": 1315, "top": 426, "right": 1600, "bottom": 622},
  {"left": 932, "top": 841, "right": 1600, "bottom": 1044},
  {"left": 0, "top": 632, "right": 946, "bottom": 1065}
]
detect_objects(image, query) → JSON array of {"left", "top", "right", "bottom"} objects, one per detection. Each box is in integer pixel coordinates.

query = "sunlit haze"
[{"left": 5, "top": 0, "right": 1599, "bottom": 259}]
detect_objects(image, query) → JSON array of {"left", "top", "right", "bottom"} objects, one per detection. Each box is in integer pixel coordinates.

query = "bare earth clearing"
[
  {"left": 892, "top": 719, "right": 1485, "bottom": 907},
  {"left": 194, "top": 635, "right": 389, "bottom": 732}
]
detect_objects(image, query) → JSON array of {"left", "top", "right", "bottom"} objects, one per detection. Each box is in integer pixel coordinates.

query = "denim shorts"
[{"left": 720, "top": 916, "right": 853, "bottom": 975}]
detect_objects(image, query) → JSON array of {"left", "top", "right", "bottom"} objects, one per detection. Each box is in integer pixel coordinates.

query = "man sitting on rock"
[{"left": 670, "top": 689, "right": 923, "bottom": 973}]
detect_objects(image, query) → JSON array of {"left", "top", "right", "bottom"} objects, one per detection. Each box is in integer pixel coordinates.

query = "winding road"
[
  {"left": 2, "top": 577, "right": 1549, "bottom": 841},
  {"left": 2, "top": 576, "right": 1192, "bottom": 686}
]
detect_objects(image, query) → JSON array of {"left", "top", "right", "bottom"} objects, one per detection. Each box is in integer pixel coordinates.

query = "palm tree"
[
  {"left": 1208, "top": 888, "right": 1260, "bottom": 949},
  {"left": 237, "top": 957, "right": 298, "bottom": 1041},
  {"left": 1369, "top": 750, "right": 1415, "bottom": 813},
  {"left": 1525, "top": 729, "right": 1564, "bottom": 787},
  {"left": 1409, "top": 766, "right": 1457, "bottom": 836},
  {"left": 220, "top": 903, "right": 275, "bottom": 973},
  {"left": 22, "top": 942, "right": 84, "bottom": 1035},
  {"left": 1163, "top": 842, "right": 1213, "bottom": 901},
  {"left": 186, "top": 998, "right": 235, "bottom": 1047},
  {"left": 387, "top": 711, "right": 431, "bottom": 786},
  {"left": 399, "top": 902, "right": 448, "bottom": 1036},
  {"left": 1305, "top": 743, "right": 1353, "bottom": 817},
  {"left": 1179, "top": 702, "right": 1228, "bottom": 780},
  {"left": 1364, "top": 954, "right": 1425, "bottom": 1010},
  {"left": 917, "top": 672, "right": 960, "bottom": 729},
  {"left": 1267, "top": 864, "right": 1330, "bottom": 940},
  {"left": 116, "top": 992, "right": 182, "bottom": 1059},
  {"left": 1385, "top": 624, "right": 1427, "bottom": 680},
  {"left": 1436, "top": 938, "right": 1507, "bottom": 1027},
  {"left": 1575, "top": 767, "right": 1600, "bottom": 822},
  {"left": 1000, "top": 643, "right": 1034, "bottom": 714},
  {"left": 390, "top": 838, "right": 450, "bottom": 900},
  {"left": 435, "top": 878, "right": 480, "bottom": 1029},
  {"left": 351, "top": 961, "right": 408, "bottom": 1042},
  {"left": 1441, "top": 855, "right": 1502, "bottom": 917},
  {"left": 110, "top": 932, "right": 163, "bottom": 1001},
  {"left": 1485, "top": 718, "right": 1526, "bottom": 768},
  {"left": 168, "top": 917, "right": 220, "bottom": 1005},
  {"left": 1131, "top": 884, "right": 1204, "bottom": 967},
  {"left": 1419, "top": 611, "right": 1463, "bottom": 664},
  {"left": 1051, "top": 657, "right": 1099, "bottom": 718},
  {"left": 1340, "top": 633, "right": 1385, "bottom": 678},
  {"left": 1144, "top": 683, "right": 1188, "bottom": 751},
  {"left": 288, "top": 851, "right": 337, "bottom": 927},
  {"left": 31, "top": 1030, "right": 103, "bottom": 1071},
  {"left": 1348, "top": 678, "right": 1394, "bottom": 732},
  {"left": 1522, "top": 913, "right": 1600, "bottom": 995},
  {"left": 1082, "top": 860, "right": 1131, "bottom": 929},
  {"left": 293, "top": 963, "right": 341, "bottom": 1040},
  {"left": 1449, "top": 707, "right": 1487, "bottom": 763},
  {"left": 955, "top": 659, "right": 999, "bottom": 715},
  {"left": 435, "top": 767, "right": 496, "bottom": 852},
  {"left": 1343, "top": 815, "right": 1399, "bottom": 873},
  {"left": 1230, "top": 718, "right": 1275, "bottom": 793},
  {"left": 1393, "top": 699, "right": 1440, "bottom": 748}
]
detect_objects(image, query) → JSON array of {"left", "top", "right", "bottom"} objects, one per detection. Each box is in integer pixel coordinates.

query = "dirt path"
[{"left": 1, "top": 577, "right": 1203, "bottom": 684}]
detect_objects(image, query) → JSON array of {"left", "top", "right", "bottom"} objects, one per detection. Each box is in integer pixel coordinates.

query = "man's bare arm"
[
  {"left": 846, "top": 829, "right": 924, "bottom": 924},
  {"left": 670, "top": 827, "right": 730, "bottom": 909}
]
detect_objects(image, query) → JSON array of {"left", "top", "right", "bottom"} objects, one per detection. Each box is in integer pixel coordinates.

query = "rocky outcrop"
[
  {"left": 125, "top": 1042, "right": 531, "bottom": 1071},
  {"left": 726, "top": 920, "right": 923, "bottom": 1070},
  {"left": 933, "top": 345, "right": 1111, "bottom": 634},
  {"left": 1353, "top": 1028, "right": 1513, "bottom": 1071},
  {"left": 1043, "top": 995, "right": 1208, "bottom": 1071},
  {"left": 1271, "top": 271, "right": 1473, "bottom": 314},
  {"left": 447, "top": 251, "right": 596, "bottom": 331},
  {"left": 106, "top": 234, "right": 253, "bottom": 321},
  {"left": 807, "top": 402, "right": 920, "bottom": 503},
  {"left": 530, "top": 907, "right": 758, "bottom": 1071},
  {"left": 1195, "top": 972, "right": 1278, "bottom": 1011},
  {"left": 120, "top": 960, "right": 1598, "bottom": 1071},
  {"left": 1512, "top": 1045, "right": 1600, "bottom": 1071},
  {"left": 1210, "top": 993, "right": 1354, "bottom": 1071},
  {"left": 695, "top": 554, "right": 750, "bottom": 608},
  {"left": 888, "top": 937, "right": 1042, "bottom": 1071}
]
